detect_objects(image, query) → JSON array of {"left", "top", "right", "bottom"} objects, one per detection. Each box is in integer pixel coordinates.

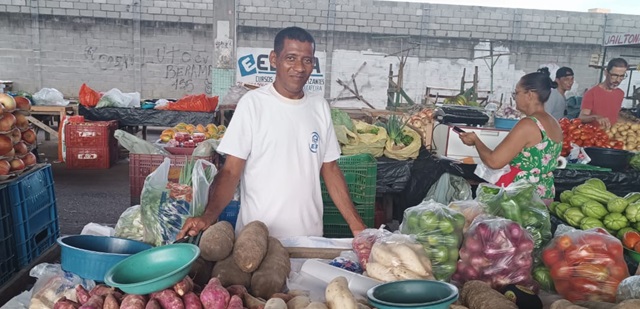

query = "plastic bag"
[
  {"left": 114, "top": 205, "right": 144, "bottom": 241},
  {"left": 383, "top": 127, "right": 421, "bottom": 160},
  {"left": 193, "top": 138, "right": 221, "bottom": 157},
  {"left": 32, "top": 88, "right": 69, "bottom": 106},
  {"left": 220, "top": 84, "right": 249, "bottom": 106},
  {"left": 96, "top": 88, "right": 141, "bottom": 108},
  {"left": 114, "top": 129, "right": 169, "bottom": 155},
  {"left": 78, "top": 83, "right": 102, "bottom": 107},
  {"left": 29, "top": 263, "right": 95, "bottom": 309},
  {"left": 476, "top": 181, "right": 552, "bottom": 262},
  {"left": 365, "top": 233, "right": 435, "bottom": 282},
  {"left": 474, "top": 163, "right": 511, "bottom": 184},
  {"left": 451, "top": 216, "right": 537, "bottom": 291},
  {"left": 568, "top": 142, "right": 591, "bottom": 164},
  {"left": 448, "top": 200, "right": 486, "bottom": 233},
  {"left": 541, "top": 228, "right": 628, "bottom": 303},
  {"left": 351, "top": 226, "right": 393, "bottom": 271},
  {"left": 617, "top": 276, "right": 640, "bottom": 302},
  {"left": 338, "top": 120, "right": 387, "bottom": 157},
  {"left": 156, "top": 94, "right": 218, "bottom": 112},
  {"left": 423, "top": 172, "right": 472, "bottom": 205},
  {"left": 399, "top": 200, "right": 465, "bottom": 281}
]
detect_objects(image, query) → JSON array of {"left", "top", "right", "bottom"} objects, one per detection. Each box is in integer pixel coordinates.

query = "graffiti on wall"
[{"left": 84, "top": 46, "right": 212, "bottom": 92}]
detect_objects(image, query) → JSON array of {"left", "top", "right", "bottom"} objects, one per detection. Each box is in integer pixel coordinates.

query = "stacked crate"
[
  {"left": 320, "top": 153, "right": 377, "bottom": 238},
  {"left": 65, "top": 120, "right": 119, "bottom": 169}
]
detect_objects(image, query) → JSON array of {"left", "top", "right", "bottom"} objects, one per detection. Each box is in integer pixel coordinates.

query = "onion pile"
[
  {"left": 404, "top": 108, "right": 435, "bottom": 147},
  {"left": 0, "top": 93, "right": 36, "bottom": 179}
]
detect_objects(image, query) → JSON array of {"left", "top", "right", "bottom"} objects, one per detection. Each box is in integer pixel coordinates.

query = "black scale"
[{"left": 435, "top": 105, "right": 490, "bottom": 126}]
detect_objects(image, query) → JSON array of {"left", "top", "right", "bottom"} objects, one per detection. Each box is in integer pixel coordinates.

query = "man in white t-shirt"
[{"left": 178, "top": 27, "right": 367, "bottom": 239}]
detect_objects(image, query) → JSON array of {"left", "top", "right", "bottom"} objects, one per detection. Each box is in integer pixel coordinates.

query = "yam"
[
  {"left": 233, "top": 221, "right": 269, "bottom": 273},
  {"left": 550, "top": 300, "right": 588, "bottom": 309},
  {"left": 460, "top": 281, "right": 517, "bottom": 309},
  {"left": 75, "top": 285, "right": 91, "bottom": 305},
  {"left": 183, "top": 292, "right": 204, "bottom": 309},
  {"left": 304, "top": 303, "right": 328, "bottom": 309},
  {"left": 227, "top": 295, "right": 244, "bottom": 309},
  {"left": 104, "top": 293, "right": 120, "bottom": 309},
  {"left": 144, "top": 299, "right": 162, "bottom": 309},
  {"left": 575, "top": 301, "right": 616, "bottom": 309},
  {"left": 120, "top": 294, "right": 148, "bottom": 309},
  {"left": 286, "top": 296, "right": 311, "bottom": 309},
  {"left": 200, "top": 278, "right": 231, "bottom": 309},
  {"left": 264, "top": 298, "right": 287, "bottom": 309},
  {"left": 79, "top": 294, "right": 105, "bottom": 309},
  {"left": 54, "top": 297, "right": 81, "bottom": 309},
  {"left": 189, "top": 257, "right": 214, "bottom": 288},
  {"left": 173, "top": 276, "right": 194, "bottom": 296},
  {"left": 450, "top": 305, "right": 469, "bottom": 309},
  {"left": 211, "top": 254, "right": 252, "bottom": 288},
  {"left": 243, "top": 293, "right": 267, "bottom": 309},
  {"left": 325, "top": 276, "right": 357, "bottom": 309},
  {"left": 612, "top": 299, "right": 640, "bottom": 309},
  {"left": 250, "top": 237, "right": 291, "bottom": 299},
  {"left": 151, "top": 289, "right": 184, "bottom": 309},
  {"left": 199, "top": 221, "right": 235, "bottom": 262}
]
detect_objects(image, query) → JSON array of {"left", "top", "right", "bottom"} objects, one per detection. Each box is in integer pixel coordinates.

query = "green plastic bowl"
[
  {"left": 104, "top": 243, "right": 200, "bottom": 295},
  {"left": 367, "top": 280, "right": 459, "bottom": 309}
]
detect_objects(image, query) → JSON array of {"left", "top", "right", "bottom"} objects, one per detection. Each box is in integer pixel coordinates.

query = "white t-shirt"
[{"left": 217, "top": 84, "right": 341, "bottom": 238}]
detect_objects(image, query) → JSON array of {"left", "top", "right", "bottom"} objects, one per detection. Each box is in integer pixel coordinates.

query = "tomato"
[
  {"left": 574, "top": 264, "right": 609, "bottom": 281},
  {"left": 550, "top": 261, "right": 573, "bottom": 280},
  {"left": 565, "top": 245, "right": 594, "bottom": 265},
  {"left": 542, "top": 248, "right": 562, "bottom": 266},
  {"left": 572, "top": 277, "right": 601, "bottom": 294},
  {"left": 609, "top": 264, "right": 629, "bottom": 280},
  {"left": 607, "top": 241, "right": 623, "bottom": 258},
  {"left": 554, "top": 279, "right": 571, "bottom": 293},
  {"left": 592, "top": 227, "right": 610, "bottom": 235},
  {"left": 622, "top": 231, "right": 640, "bottom": 249},
  {"left": 555, "top": 235, "right": 573, "bottom": 250},
  {"left": 571, "top": 118, "right": 582, "bottom": 125}
]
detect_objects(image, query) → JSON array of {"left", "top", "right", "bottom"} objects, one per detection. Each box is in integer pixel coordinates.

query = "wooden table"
[{"left": 27, "top": 104, "right": 79, "bottom": 140}]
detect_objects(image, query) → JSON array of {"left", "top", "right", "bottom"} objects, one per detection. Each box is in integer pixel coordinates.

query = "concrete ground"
[{"left": 34, "top": 126, "right": 162, "bottom": 235}]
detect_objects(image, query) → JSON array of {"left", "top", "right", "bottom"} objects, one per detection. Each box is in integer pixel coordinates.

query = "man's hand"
[
  {"left": 177, "top": 215, "right": 214, "bottom": 239},
  {"left": 596, "top": 116, "right": 611, "bottom": 130}
]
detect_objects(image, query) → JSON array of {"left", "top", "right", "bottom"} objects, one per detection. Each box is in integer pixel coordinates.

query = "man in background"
[
  {"left": 545, "top": 67, "right": 574, "bottom": 119},
  {"left": 579, "top": 58, "right": 628, "bottom": 129}
]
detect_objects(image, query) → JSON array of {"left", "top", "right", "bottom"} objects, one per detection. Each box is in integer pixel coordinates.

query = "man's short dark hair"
[
  {"left": 607, "top": 58, "right": 628, "bottom": 72},
  {"left": 274, "top": 26, "right": 315, "bottom": 55}
]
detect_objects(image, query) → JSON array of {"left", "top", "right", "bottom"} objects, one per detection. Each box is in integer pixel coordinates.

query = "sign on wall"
[
  {"left": 236, "top": 47, "right": 326, "bottom": 93},
  {"left": 604, "top": 32, "right": 640, "bottom": 46}
]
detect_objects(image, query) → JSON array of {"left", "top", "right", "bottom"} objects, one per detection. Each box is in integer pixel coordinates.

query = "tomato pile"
[
  {"left": 559, "top": 118, "right": 623, "bottom": 156},
  {"left": 542, "top": 228, "right": 629, "bottom": 303}
]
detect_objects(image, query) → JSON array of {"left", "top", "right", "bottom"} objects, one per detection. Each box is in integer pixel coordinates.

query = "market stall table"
[{"left": 28, "top": 104, "right": 80, "bottom": 140}]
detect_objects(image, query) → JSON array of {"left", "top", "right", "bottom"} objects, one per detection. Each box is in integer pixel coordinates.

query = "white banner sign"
[
  {"left": 236, "top": 47, "right": 326, "bottom": 93},
  {"left": 604, "top": 32, "right": 640, "bottom": 46}
]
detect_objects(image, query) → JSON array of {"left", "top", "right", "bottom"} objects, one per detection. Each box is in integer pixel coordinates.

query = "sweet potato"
[
  {"left": 243, "top": 293, "right": 266, "bottom": 309},
  {"left": 227, "top": 295, "right": 244, "bottom": 309},
  {"left": 250, "top": 237, "right": 291, "bottom": 299},
  {"left": 76, "top": 285, "right": 91, "bottom": 305},
  {"left": 226, "top": 285, "right": 248, "bottom": 297},
  {"left": 152, "top": 289, "right": 185, "bottom": 309},
  {"left": 287, "top": 290, "right": 310, "bottom": 298},
  {"left": 183, "top": 292, "right": 204, "bottom": 309},
  {"left": 79, "top": 294, "right": 105, "bottom": 309},
  {"left": 190, "top": 257, "right": 215, "bottom": 287},
  {"left": 90, "top": 284, "right": 116, "bottom": 296},
  {"left": 104, "top": 293, "right": 120, "bottom": 309},
  {"left": 54, "top": 297, "right": 81, "bottom": 309},
  {"left": 121, "top": 294, "right": 148, "bottom": 309},
  {"left": 325, "top": 276, "right": 357, "bottom": 309},
  {"left": 286, "top": 296, "right": 311, "bottom": 309},
  {"left": 271, "top": 293, "right": 293, "bottom": 303},
  {"left": 200, "top": 277, "right": 231, "bottom": 309},
  {"left": 174, "top": 276, "right": 195, "bottom": 296},
  {"left": 199, "top": 221, "right": 235, "bottom": 262},
  {"left": 145, "top": 299, "right": 162, "bottom": 309},
  {"left": 264, "top": 298, "right": 287, "bottom": 309},
  {"left": 233, "top": 221, "right": 269, "bottom": 273},
  {"left": 212, "top": 254, "right": 252, "bottom": 288},
  {"left": 304, "top": 303, "right": 328, "bottom": 309}
]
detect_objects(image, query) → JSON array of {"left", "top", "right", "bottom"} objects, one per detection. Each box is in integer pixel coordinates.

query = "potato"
[
  {"left": 287, "top": 296, "right": 311, "bottom": 309},
  {"left": 212, "top": 254, "right": 252, "bottom": 288},
  {"left": 325, "top": 276, "right": 357, "bottom": 309},
  {"left": 287, "top": 290, "right": 310, "bottom": 298},
  {"left": 305, "top": 302, "right": 328, "bottom": 309},
  {"left": 264, "top": 298, "right": 288, "bottom": 309},
  {"left": 199, "top": 221, "right": 235, "bottom": 262},
  {"left": 233, "top": 221, "right": 269, "bottom": 273},
  {"left": 272, "top": 293, "right": 294, "bottom": 302},
  {"left": 250, "top": 237, "right": 291, "bottom": 299}
]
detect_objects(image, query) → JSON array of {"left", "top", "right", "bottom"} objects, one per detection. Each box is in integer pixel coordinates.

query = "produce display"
[
  {"left": 452, "top": 216, "right": 537, "bottom": 292},
  {"left": 365, "top": 233, "right": 435, "bottom": 282},
  {"left": 160, "top": 122, "right": 226, "bottom": 148},
  {"left": 351, "top": 227, "right": 392, "bottom": 271},
  {"left": 542, "top": 228, "right": 629, "bottom": 303},
  {"left": 495, "top": 105, "right": 523, "bottom": 120},
  {"left": 378, "top": 114, "right": 421, "bottom": 160},
  {"left": 559, "top": 118, "right": 622, "bottom": 156},
  {"left": 0, "top": 93, "right": 37, "bottom": 180},
  {"left": 606, "top": 119, "right": 640, "bottom": 151},
  {"left": 400, "top": 201, "right": 465, "bottom": 281},
  {"left": 403, "top": 107, "right": 435, "bottom": 148}
]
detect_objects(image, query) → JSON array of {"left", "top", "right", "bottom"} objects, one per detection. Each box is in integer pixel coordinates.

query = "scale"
[{"left": 435, "top": 105, "right": 490, "bottom": 126}]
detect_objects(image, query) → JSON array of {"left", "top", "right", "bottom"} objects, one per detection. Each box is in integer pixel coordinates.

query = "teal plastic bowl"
[
  {"left": 494, "top": 117, "right": 519, "bottom": 130},
  {"left": 104, "top": 243, "right": 200, "bottom": 295},
  {"left": 367, "top": 280, "right": 459, "bottom": 309}
]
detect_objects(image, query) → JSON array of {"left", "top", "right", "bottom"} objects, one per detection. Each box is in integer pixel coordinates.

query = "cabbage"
[
  {"left": 331, "top": 108, "right": 354, "bottom": 132},
  {"left": 631, "top": 153, "right": 640, "bottom": 171}
]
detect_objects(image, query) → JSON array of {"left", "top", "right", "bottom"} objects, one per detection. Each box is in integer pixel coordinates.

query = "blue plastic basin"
[
  {"left": 367, "top": 280, "right": 459, "bottom": 309},
  {"left": 57, "top": 235, "right": 152, "bottom": 282},
  {"left": 494, "top": 117, "right": 519, "bottom": 130}
]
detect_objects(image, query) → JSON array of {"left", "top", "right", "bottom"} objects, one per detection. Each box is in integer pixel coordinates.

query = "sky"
[{"left": 382, "top": 0, "right": 640, "bottom": 15}]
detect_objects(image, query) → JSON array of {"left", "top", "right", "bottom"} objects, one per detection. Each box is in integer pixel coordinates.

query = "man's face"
[
  {"left": 557, "top": 75, "right": 574, "bottom": 91},
  {"left": 269, "top": 38, "right": 315, "bottom": 99},
  {"left": 605, "top": 66, "right": 628, "bottom": 89}
]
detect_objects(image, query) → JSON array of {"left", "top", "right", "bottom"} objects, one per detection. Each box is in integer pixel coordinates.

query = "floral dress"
[{"left": 510, "top": 117, "right": 562, "bottom": 199}]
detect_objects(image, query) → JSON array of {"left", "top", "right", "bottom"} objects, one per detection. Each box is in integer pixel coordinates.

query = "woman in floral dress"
[{"left": 459, "top": 71, "right": 563, "bottom": 203}]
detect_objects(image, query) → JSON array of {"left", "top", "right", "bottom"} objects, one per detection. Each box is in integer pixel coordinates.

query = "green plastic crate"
[
  {"left": 320, "top": 153, "right": 377, "bottom": 205},
  {"left": 322, "top": 202, "right": 375, "bottom": 238}
]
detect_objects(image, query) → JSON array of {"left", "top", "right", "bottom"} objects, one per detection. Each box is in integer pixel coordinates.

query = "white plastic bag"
[
  {"left": 114, "top": 129, "right": 169, "bottom": 155},
  {"left": 423, "top": 173, "right": 472, "bottom": 205},
  {"left": 29, "top": 263, "right": 95, "bottom": 309},
  {"left": 114, "top": 205, "right": 144, "bottom": 242},
  {"left": 32, "top": 88, "right": 69, "bottom": 106},
  {"left": 474, "top": 163, "right": 510, "bottom": 184},
  {"left": 96, "top": 88, "right": 141, "bottom": 108}
]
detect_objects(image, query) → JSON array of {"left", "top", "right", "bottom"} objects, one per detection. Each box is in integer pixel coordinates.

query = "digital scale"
[{"left": 435, "top": 105, "right": 490, "bottom": 126}]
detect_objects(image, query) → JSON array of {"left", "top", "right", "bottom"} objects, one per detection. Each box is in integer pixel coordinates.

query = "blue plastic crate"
[
  {"left": 218, "top": 201, "right": 240, "bottom": 229},
  {"left": 1, "top": 164, "right": 59, "bottom": 266},
  {"left": 0, "top": 185, "right": 18, "bottom": 285}
]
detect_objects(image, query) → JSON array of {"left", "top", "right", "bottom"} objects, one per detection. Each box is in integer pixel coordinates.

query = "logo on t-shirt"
[{"left": 309, "top": 132, "right": 319, "bottom": 153}]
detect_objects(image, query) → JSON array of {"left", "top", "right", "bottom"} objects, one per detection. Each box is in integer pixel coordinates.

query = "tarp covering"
[{"left": 79, "top": 105, "right": 216, "bottom": 127}]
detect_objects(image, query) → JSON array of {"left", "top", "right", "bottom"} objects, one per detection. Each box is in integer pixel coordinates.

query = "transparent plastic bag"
[
  {"left": 424, "top": 173, "right": 472, "bottom": 205},
  {"left": 542, "top": 228, "right": 628, "bottom": 303},
  {"left": 114, "top": 129, "right": 169, "bottom": 155},
  {"left": 447, "top": 200, "right": 485, "bottom": 233},
  {"left": 29, "top": 263, "right": 95, "bottom": 309},
  {"left": 220, "top": 84, "right": 249, "bottom": 106},
  {"left": 95, "top": 88, "right": 140, "bottom": 108},
  {"left": 32, "top": 88, "right": 69, "bottom": 106},
  {"left": 366, "top": 233, "right": 435, "bottom": 282},
  {"left": 452, "top": 216, "right": 537, "bottom": 292},
  {"left": 399, "top": 200, "right": 465, "bottom": 281},
  {"left": 114, "top": 205, "right": 144, "bottom": 242},
  {"left": 476, "top": 180, "right": 552, "bottom": 262},
  {"left": 617, "top": 276, "right": 640, "bottom": 302},
  {"left": 351, "top": 226, "right": 393, "bottom": 271}
]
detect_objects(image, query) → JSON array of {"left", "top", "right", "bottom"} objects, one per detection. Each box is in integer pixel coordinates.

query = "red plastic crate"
[
  {"left": 65, "top": 120, "right": 117, "bottom": 148},
  {"left": 65, "top": 146, "right": 118, "bottom": 169},
  {"left": 129, "top": 153, "right": 217, "bottom": 205}
]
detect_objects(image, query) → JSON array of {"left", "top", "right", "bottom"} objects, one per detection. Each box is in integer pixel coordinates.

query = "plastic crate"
[
  {"left": 65, "top": 120, "right": 118, "bottom": 148},
  {"left": 129, "top": 153, "right": 216, "bottom": 205},
  {"left": 0, "top": 185, "right": 18, "bottom": 285},
  {"left": 1, "top": 164, "right": 59, "bottom": 267},
  {"left": 218, "top": 201, "right": 240, "bottom": 229},
  {"left": 321, "top": 153, "right": 377, "bottom": 205},
  {"left": 66, "top": 145, "right": 118, "bottom": 169},
  {"left": 322, "top": 202, "right": 375, "bottom": 238}
]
